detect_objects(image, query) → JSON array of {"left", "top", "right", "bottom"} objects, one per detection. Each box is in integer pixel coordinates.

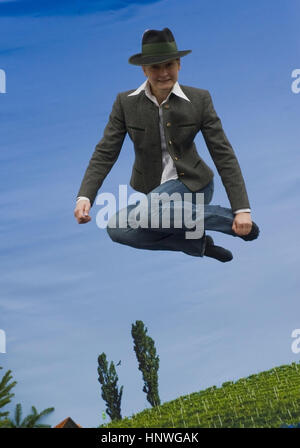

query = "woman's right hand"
[{"left": 74, "top": 199, "right": 92, "bottom": 224}]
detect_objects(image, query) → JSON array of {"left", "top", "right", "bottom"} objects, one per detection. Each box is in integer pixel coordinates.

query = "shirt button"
[{"left": 166, "top": 122, "right": 171, "bottom": 127}]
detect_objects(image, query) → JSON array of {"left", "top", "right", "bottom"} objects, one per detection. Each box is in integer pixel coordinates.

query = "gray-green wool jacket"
[{"left": 76, "top": 84, "right": 250, "bottom": 212}]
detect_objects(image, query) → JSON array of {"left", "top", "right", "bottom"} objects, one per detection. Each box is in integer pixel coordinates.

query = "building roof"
[{"left": 54, "top": 417, "right": 82, "bottom": 428}]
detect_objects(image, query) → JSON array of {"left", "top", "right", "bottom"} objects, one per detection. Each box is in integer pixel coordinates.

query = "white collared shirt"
[{"left": 77, "top": 80, "right": 250, "bottom": 214}]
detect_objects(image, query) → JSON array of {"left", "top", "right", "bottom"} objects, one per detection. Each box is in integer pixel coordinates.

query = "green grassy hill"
[{"left": 99, "top": 361, "right": 300, "bottom": 428}]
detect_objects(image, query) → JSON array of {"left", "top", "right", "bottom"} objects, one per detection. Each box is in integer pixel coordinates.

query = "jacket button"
[
  {"left": 174, "top": 156, "right": 178, "bottom": 160},
  {"left": 168, "top": 140, "right": 172, "bottom": 145},
  {"left": 166, "top": 122, "right": 171, "bottom": 127},
  {"left": 179, "top": 172, "right": 185, "bottom": 176},
  {"left": 164, "top": 104, "right": 169, "bottom": 109}
]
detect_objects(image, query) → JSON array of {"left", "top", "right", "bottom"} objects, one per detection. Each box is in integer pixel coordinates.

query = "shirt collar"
[{"left": 128, "top": 79, "right": 190, "bottom": 104}]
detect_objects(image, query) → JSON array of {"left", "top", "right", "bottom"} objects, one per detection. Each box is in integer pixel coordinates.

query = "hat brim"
[{"left": 128, "top": 50, "right": 191, "bottom": 66}]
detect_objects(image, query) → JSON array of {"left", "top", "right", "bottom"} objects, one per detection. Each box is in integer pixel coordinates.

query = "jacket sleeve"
[
  {"left": 200, "top": 90, "right": 251, "bottom": 212},
  {"left": 76, "top": 93, "right": 127, "bottom": 207}
]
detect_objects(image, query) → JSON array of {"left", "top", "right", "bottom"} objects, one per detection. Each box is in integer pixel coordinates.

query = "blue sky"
[{"left": 1, "top": 0, "right": 300, "bottom": 428}]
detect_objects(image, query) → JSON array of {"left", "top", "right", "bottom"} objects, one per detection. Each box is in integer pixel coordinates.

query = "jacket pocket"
[
  {"left": 177, "top": 123, "right": 197, "bottom": 127},
  {"left": 127, "top": 125, "right": 145, "bottom": 131}
]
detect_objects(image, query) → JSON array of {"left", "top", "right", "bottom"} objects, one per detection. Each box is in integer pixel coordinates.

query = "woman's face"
[{"left": 142, "top": 59, "right": 181, "bottom": 94}]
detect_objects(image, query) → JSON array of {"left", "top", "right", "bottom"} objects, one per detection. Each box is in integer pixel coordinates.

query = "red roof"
[{"left": 54, "top": 417, "right": 82, "bottom": 428}]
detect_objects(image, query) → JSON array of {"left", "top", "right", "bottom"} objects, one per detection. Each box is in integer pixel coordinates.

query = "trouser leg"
[
  {"left": 204, "top": 205, "right": 238, "bottom": 237},
  {"left": 106, "top": 178, "right": 214, "bottom": 257}
]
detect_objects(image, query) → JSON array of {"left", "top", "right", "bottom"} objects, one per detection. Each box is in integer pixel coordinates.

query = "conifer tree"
[
  {"left": 131, "top": 320, "right": 160, "bottom": 407},
  {"left": 97, "top": 353, "right": 123, "bottom": 421}
]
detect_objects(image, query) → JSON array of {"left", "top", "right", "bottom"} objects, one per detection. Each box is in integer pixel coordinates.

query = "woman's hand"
[
  {"left": 232, "top": 212, "right": 252, "bottom": 236},
  {"left": 74, "top": 199, "right": 92, "bottom": 224}
]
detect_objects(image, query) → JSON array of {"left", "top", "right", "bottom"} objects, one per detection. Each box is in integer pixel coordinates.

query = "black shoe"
[
  {"left": 239, "top": 222, "right": 260, "bottom": 241},
  {"left": 204, "top": 235, "right": 233, "bottom": 263}
]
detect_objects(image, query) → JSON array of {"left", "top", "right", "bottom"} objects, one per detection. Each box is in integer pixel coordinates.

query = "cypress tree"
[
  {"left": 97, "top": 353, "right": 123, "bottom": 421},
  {"left": 131, "top": 320, "right": 160, "bottom": 407}
]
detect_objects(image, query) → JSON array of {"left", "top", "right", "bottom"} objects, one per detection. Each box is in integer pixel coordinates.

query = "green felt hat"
[{"left": 128, "top": 27, "right": 191, "bottom": 66}]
